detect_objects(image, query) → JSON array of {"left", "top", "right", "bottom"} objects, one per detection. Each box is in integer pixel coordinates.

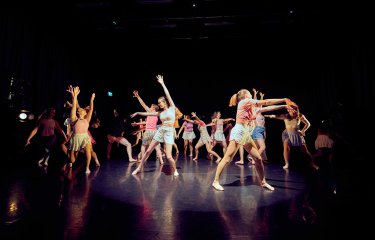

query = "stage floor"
[{"left": 0, "top": 150, "right": 362, "bottom": 240}]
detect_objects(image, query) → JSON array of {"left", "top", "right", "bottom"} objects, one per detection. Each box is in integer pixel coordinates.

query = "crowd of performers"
[{"left": 25, "top": 75, "right": 333, "bottom": 191}]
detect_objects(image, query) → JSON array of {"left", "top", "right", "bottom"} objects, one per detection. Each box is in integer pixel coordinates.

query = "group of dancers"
[{"left": 25, "top": 74, "right": 322, "bottom": 191}]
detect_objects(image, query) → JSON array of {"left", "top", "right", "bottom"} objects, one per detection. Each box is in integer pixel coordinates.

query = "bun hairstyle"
[{"left": 229, "top": 89, "right": 251, "bottom": 107}]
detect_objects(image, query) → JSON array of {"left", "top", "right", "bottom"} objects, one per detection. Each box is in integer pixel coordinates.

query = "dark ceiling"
[
  {"left": 70, "top": 0, "right": 300, "bottom": 40},
  {"left": 16, "top": 0, "right": 337, "bottom": 42}
]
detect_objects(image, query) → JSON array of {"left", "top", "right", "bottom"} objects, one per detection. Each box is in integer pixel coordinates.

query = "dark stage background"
[{"left": 1, "top": 1, "right": 373, "bottom": 162}]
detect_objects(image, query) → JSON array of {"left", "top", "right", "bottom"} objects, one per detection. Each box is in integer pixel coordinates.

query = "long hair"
[
  {"left": 175, "top": 107, "right": 183, "bottom": 119},
  {"left": 229, "top": 89, "right": 251, "bottom": 107},
  {"left": 173, "top": 107, "right": 183, "bottom": 128}
]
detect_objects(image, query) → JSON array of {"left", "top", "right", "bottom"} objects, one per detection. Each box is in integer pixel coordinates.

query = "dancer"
[
  {"left": 131, "top": 74, "right": 179, "bottom": 176},
  {"left": 210, "top": 111, "right": 234, "bottom": 157},
  {"left": 63, "top": 101, "right": 101, "bottom": 167},
  {"left": 187, "top": 112, "right": 222, "bottom": 161},
  {"left": 106, "top": 108, "right": 137, "bottom": 162},
  {"left": 250, "top": 89, "right": 269, "bottom": 164},
  {"left": 132, "top": 90, "right": 164, "bottom": 164},
  {"left": 66, "top": 85, "right": 95, "bottom": 174},
  {"left": 212, "top": 89, "right": 295, "bottom": 191},
  {"left": 265, "top": 105, "right": 319, "bottom": 170},
  {"left": 131, "top": 118, "right": 146, "bottom": 148},
  {"left": 25, "top": 107, "right": 67, "bottom": 167},
  {"left": 177, "top": 115, "right": 196, "bottom": 157}
]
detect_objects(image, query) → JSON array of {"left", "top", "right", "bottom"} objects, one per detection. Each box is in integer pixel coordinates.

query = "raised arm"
[
  {"left": 191, "top": 112, "right": 210, "bottom": 126},
  {"left": 156, "top": 75, "right": 175, "bottom": 108},
  {"left": 85, "top": 93, "right": 95, "bottom": 123},
  {"left": 133, "top": 90, "right": 152, "bottom": 112},
  {"left": 252, "top": 88, "right": 258, "bottom": 100},
  {"left": 258, "top": 91, "right": 265, "bottom": 107},
  {"left": 183, "top": 115, "right": 195, "bottom": 123},
  {"left": 69, "top": 85, "right": 79, "bottom": 122},
  {"left": 259, "top": 92, "right": 264, "bottom": 100},
  {"left": 191, "top": 112, "right": 201, "bottom": 121}
]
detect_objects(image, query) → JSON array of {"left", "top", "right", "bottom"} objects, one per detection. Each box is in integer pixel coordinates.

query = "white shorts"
[
  {"left": 229, "top": 124, "right": 254, "bottom": 145},
  {"left": 153, "top": 126, "right": 175, "bottom": 145}
]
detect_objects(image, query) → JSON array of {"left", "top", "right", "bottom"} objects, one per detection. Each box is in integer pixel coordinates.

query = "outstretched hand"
[
  {"left": 66, "top": 85, "right": 74, "bottom": 95},
  {"left": 130, "top": 112, "right": 138, "bottom": 118},
  {"left": 156, "top": 74, "right": 164, "bottom": 84},
  {"left": 133, "top": 90, "right": 139, "bottom": 98}
]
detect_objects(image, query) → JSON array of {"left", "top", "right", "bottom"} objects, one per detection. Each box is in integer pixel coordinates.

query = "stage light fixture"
[{"left": 18, "top": 110, "right": 34, "bottom": 122}]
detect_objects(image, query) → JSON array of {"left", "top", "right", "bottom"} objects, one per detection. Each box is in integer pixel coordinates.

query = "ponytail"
[{"left": 229, "top": 93, "right": 238, "bottom": 107}]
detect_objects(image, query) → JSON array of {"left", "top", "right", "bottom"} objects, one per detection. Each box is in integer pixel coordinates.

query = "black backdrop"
[{"left": 1, "top": 2, "right": 373, "bottom": 161}]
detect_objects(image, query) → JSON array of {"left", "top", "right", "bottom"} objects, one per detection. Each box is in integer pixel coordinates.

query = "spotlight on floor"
[{"left": 18, "top": 110, "right": 34, "bottom": 122}]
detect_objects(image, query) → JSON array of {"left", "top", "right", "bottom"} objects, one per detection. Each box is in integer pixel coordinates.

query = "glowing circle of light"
[{"left": 19, "top": 113, "right": 27, "bottom": 120}]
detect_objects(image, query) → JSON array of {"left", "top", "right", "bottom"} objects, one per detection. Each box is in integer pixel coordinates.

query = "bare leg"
[
  {"left": 155, "top": 145, "right": 164, "bottom": 164},
  {"left": 244, "top": 142, "right": 274, "bottom": 191},
  {"left": 189, "top": 140, "right": 194, "bottom": 157},
  {"left": 193, "top": 141, "right": 204, "bottom": 160},
  {"left": 119, "top": 137, "right": 137, "bottom": 162},
  {"left": 85, "top": 144, "right": 93, "bottom": 174},
  {"left": 165, "top": 144, "right": 179, "bottom": 176},
  {"left": 183, "top": 140, "right": 188, "bottom": 156},
  {"left": 69, "top": 149, "right": 76, "bottom": 167},
  {"left": 106, "top": 142, "right": 112, "bottom": 160},
  {"left": 173, "top": 143, "right": 179, "bottom": 154},
  {"left": 91, "top": 150, "right": 100, "bottom": 167},
  {"left": 235, "top": 145, "right": 245, "bottom": 164},
  {"left": 255, "top": 139, "right": 268, "bottom": 163},
  {"left": 221, "top": 141, "right": 227, "bottom": 156},
  {"left": 283, "top": 141, "right": 290, "bottom": 169},
  {"left": 300, "top": 145, "right": 319, "bottom": 170},
  {"left": 205, "top": 143, "right": 221, "bottom": 162},
  {"left": 132, "top": 140, "right": 160, "bottom": 175},
  {"left": 212, "top": 141, "right": 240, "bottom": 191}
]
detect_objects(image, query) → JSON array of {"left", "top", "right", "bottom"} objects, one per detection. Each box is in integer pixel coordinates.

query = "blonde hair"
[
  {"left": 175, "top": 107, "right": 183, "bottom": 119},
  {"left": 173, "top": 107, "right": 183, "bottom": 128},
  {"left": 229, "top": 89, "right": 251, "bottom": 107},
  {"left": 158, "top": 96, "right": 168, "bottom": 108}
]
